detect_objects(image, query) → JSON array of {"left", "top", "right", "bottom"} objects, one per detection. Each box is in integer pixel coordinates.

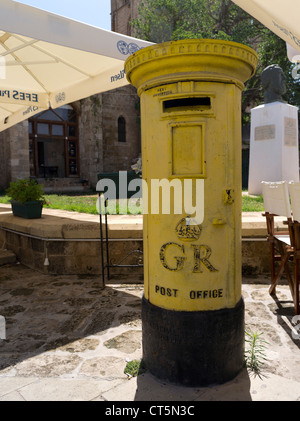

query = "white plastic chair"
[
  {"left": 289, "top": 181, "right": 300, "bottom": 222},
  {"left": 262, "top": 181, "right": 292, "bottom": 219},
  {"left": 261, "top": 181, "right": 294, "bottom": 303}
]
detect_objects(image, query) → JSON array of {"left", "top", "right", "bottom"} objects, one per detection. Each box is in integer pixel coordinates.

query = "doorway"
[{"left": 29, "top": 105, "right": 79, "bottom": 178}]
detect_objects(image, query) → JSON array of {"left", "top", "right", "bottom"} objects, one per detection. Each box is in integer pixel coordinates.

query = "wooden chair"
[
  {"left": 287, "top": 182, "right": 300, "bottom": 314},
  {"left": 261, "top": 181, "right": 294, "bottom": 306}
]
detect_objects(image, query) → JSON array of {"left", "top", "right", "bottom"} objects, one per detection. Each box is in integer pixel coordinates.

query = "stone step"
[
  {"left": 0, "top": 249, "right": 17, "bottom": 266},
  {"left": 36, "top": 178, "right": 90, "bottom": 194}
]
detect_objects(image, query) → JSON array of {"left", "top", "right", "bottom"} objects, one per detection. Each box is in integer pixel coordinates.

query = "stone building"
[{"left": 0, "top": 0, "right": 142, "bottom": 192}]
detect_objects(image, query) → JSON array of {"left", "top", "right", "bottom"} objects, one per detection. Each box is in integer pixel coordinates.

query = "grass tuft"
[
  {"left": 245, "top": 331, "right": 268, "bottom": 376},
  {"left": 124, "top": 359, "right": 146, "bottom": 377}
]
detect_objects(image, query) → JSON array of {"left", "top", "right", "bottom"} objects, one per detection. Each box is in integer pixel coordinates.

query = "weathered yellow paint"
[{"left": 125, "top": 39, "right": 257, "bottom": 312}]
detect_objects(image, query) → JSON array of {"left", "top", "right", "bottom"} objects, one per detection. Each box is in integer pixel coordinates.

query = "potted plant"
[{"left": 6, "top": 178, "right": 45, "bottom": 219}]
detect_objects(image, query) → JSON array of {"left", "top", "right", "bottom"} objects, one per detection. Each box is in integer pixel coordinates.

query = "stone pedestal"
[{"left": 248, "top": 102, "right": 299, "bottom": 195}]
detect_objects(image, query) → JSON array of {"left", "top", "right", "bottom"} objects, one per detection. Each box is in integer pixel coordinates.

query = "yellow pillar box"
[{"left": 125, "top": 39, "right": 257, "bottom": 386}]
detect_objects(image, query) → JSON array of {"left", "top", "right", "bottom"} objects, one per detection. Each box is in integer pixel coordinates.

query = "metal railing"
[{"left": 99, "top": 195, "right": 143, "bottom": 286}]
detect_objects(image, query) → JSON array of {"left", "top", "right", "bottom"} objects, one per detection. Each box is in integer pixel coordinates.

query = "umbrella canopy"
[
  {"left": 232, "top": 0, "right": 300, "bottom": 60},
  {"left": 0, "top": 0, "right": 153, "bottom": 131}
]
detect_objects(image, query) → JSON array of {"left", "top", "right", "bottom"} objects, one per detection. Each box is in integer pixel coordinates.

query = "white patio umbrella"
[
  {"left": 0, "top": 0, "right": 154, "bottom": 131},
  {"left": 232, "top": 0, "right": 300, "bottom": 61}
]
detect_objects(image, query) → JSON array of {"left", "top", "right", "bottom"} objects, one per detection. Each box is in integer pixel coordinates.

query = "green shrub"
[{"left": 6, "top": 178, "right": 45, "bottom": 204}]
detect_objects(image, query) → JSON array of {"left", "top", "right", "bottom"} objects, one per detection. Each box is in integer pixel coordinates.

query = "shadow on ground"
[
  {"left": 134, "top": 368, "right": 252, "bottom": 401},
  {"left": 0, "top": 264, "right": 142, "bottom": 372},
  {"left": 1, "top": 266, "right": 300, "bottom": 401},
  {"left": 270, "top": 295, "right": 300, "bottom": 349}
]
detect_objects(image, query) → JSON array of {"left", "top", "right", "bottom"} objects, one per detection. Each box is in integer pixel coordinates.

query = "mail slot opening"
[{"left": 163, "top": 97, "right": 211, "bottom": 112}]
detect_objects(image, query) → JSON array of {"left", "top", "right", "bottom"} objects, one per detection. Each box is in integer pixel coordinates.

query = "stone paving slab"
[
  {"left": 0, "top": 263, "right": 300, "bottom": 401},
  {"left": 102, "top": 370, "right": 300, "bottom": 402},
  {"left": 7, "top": 378, "right": 121, "bottom": 402}
]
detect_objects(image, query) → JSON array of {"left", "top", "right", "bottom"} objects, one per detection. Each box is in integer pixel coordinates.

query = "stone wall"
[
  {"left": 78, "top": 86, "right": 141, "bottom": 186},
  {"left": 0, "top": 220, "right": 273, "bottom": 278},
  {"left": 0, "top": 127, "right": 11, "bottom": 190},
  {"left": 102, "top": 86, "right": 141, "bottom": 173},
  {"left": 0, "top": 210, "right": 144, "bottom": 278},
  {"left": 78, "top": 97, "right": 104, "bottom": 188},
  {"left": 10, "top": 121, "right": 30, "bottom": 182},
  {"left": 111, "top": 0, "right": 131, "bottom": 34},
  {"left": 111, "top": 0, "right": 141, "bottom": 36},
  {"left": 0, "top": 121, "right": 29, "bottom": 190}
]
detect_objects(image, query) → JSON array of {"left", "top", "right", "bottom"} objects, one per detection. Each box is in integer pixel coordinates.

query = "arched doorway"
[{"left": 29, "top": 105, "right": 79, "bottom": 179}]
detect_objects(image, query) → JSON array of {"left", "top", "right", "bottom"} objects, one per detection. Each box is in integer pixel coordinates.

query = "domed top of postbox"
[{"left": 125, "top": 39, "right": 258, "bottom": 94}]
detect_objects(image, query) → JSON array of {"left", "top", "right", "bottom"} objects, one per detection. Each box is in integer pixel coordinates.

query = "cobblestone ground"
[{"left": 0, "top": 264, "right": 299, "bottom": 401}]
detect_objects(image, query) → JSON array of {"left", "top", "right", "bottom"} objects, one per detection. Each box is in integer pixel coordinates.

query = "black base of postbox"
[{"left": 142, "top": 295, "right": 245, "bottom": 387}]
